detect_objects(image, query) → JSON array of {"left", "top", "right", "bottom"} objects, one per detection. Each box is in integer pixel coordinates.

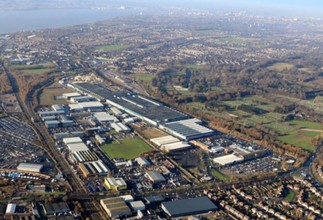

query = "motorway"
[{"left": 2, "top": 64, "right": 107, "bottom": 220}]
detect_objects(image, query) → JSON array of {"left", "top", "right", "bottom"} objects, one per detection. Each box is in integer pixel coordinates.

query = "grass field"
[
  {"left": 140, "top": 128, "right": 167, "bottom": 139},
  {"left": 212, "top": 168, "right": 229, "bottom": 181},
  {"left": 102, "top": 137, "right": 153, "bottom": 160},
  {"left": 268, "top": 63, "right": 295, "bottom": 72},
  {"left": 39, "top": 87, "right": 74, "bottom": 105},
  {"left": 20, "top": 68, "right": 52, "bottom": 75},
  {"left": 132, "top": 73, "right": 155, "bottom": 83},
  {"left": 94, "top": 44, "right": 128, "bottom": 52},
  {"left": 284, "top": 190, "right": 296, "bottom": 202},
  {"left": 278, "top": 130, "right": 321, "bottom": 152},
  {"left": 183, "top": 95, "right": 323, "bottom": 151}
]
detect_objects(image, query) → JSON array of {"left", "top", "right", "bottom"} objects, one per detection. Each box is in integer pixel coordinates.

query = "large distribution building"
[
  {"left": 17, "top": 163, "right": 43, "bottom": 173},
  {"left": 100, "top": 197, "right": 132, "bottom": 218},
  {"left": 161, "top": 196, "right": 217, "bottom": 217}
]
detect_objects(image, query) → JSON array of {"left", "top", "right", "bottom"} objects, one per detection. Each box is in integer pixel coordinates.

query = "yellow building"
[{"left": 104, "top": 177, "right": 127, "bottom": 191}]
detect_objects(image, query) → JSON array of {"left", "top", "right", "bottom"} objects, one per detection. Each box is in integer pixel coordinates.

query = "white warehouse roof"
[
  {"left": 161, "top": 118, "right": 214, "bottom": 140},
  {"left": 63, "top": 137, "right": 83, "bottom": 145},
  {"left": 63, "top": 92, "right": 81, "bottom": 98},
  {"left": 79, "top": 101, "right": 104, "bottom": 109},
  {"left": 161, "top": 142, "right": 191, "bottom": 152},
  {"left": 67, "top": 142, "right": 89, "bottom": 152},
  {"left": 5, "top": 203, "right": 16, "bottom": 214},
  {"left": 17, "top": 163, "right": 43, "bottom": 173},
  {"left": 213, "top": 154, "right": 243, "bottom": 166},
  {"left": 94, "top": 112, "right": 118, "bottom": 122},
  {"left": 150, "top": 135, "right": 180, "bottom": 147}
]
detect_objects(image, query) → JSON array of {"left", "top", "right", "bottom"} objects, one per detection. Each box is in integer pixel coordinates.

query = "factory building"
[
  {"left": 17, "top": 163, "right": 43, "bottom": 173},
  {"left": 70, "top": 96, "right": 96, "bottom": 103},
  {"left": 160, "top": 118, "right": 214, "bottom": 141},
  {"left": 111, "top": 122, "right": 130, "bottom": 133},
  {"left": 73, "top": 151, "right": 98, "bottom": 162},
  {"left": 78, "top": 161, "right": 109, "bottom": 177},
  {"left": 100, "top": 197, "right": 132, "bottom": 218},
  {"left": 38, "top": 110, "right": 65, "bottom": 117},
  {"left": 44, "top": 120, "right": 60, "bottom": 128},
  {"left": 93, "top": 112, "right": 118, "bottom": 123},
  {"left": 67, "top": 142, "right": 89, "bottom": 153},
  {"left": 146, "top": 171, "right": 166, "bottom": 184},
  {"left": 161, "top": 197, "right": 217, "bottom": 217},
  {"left": 68, "top": 103, "right": 83, "bottom": 112},
  {"left": 104, "top": 177, "right": 127, "bottom": 191},
  {"left": 135, "top": 157, "right": 151, "bottom": 166},
  {"left": 62, "top": 92, "right": 81, "bottom": 99},
  {"left": 213, "top": 154, "right": 243, "bottom": 166},
  {"left": 161, "top": 142, "right": 192, "bottom": 153},
  {"left": 95, "top": 134, "right": 106, "bottom": 145},
  {"left": 63, "top": 137, "right": 83, "bottom": 145},
  {"left": 150, "top": 135, "right": 180, "bottom": 147},
  {"left": 79, "top": 101, "right": 104, "bottom": 111},
  {"left": 129, "top": 201, "right": 146, "bottom": 212},
  {"left": 110, "top": 107, "right": 122, "bottom": 116},
  {"left": 51, "top": 104, "right": 65, "bottom": 112}
]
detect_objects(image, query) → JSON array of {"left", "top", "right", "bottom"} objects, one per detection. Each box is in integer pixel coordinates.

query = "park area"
[{"left": 101, "top": 137, "right": 153, "bottom": 160}]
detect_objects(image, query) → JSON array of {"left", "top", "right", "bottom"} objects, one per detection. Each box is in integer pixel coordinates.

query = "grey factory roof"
[
  {"left": 73, "top": 83, "right": 189, "bottom": 123},
  {"left": 146, "top": 170, "right": 166, "bottom": 183},
  {"left": 161, "top": 196, "right": 217, "bottom": 217}
]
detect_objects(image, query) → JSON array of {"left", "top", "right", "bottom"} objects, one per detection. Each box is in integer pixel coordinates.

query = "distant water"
[{"left": 0, "top": 8, "right": 141, "bottom": 34}]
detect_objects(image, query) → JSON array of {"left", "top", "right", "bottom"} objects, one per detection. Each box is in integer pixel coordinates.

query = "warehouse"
[
  {"left": 63, "top": 137, "right": 83, "bottom": 145},
  {"left": 161, "top": 197, "right": 217, "bottom": 217},
  {"left": 213, "top": 154, "right": 243, "bottom": 166},
  {"left": 51, "top": 104, "right": 65, "bottom": 112},
  {"left": 68, "top": 103, "right": 83, "bottom": 112},
  {"left": 135, "top": 157, "right": 151, "bottom": 166},
  {"left": 146, "top": 171, "right": 166, "bottom": 184},
  {"left": 150, "top": 135, "right": 180, "bottom": 147},
  {"left": 5, "top": 203, "right": 16, "bottom": 215},
  {"left": 160, "top": 118, "right": 214, "bottom": 140},
  {"left": 129, "top": 201, "right": 145, "bottom": 212},
  {"left": 73, "top": 150, "right": 98, "bottom": 162},
  {"left": 104, "top": 177, "right": 127, "bottom": 191},
  {"left": 110, "top": 107, "right": 122, "bottom": 116},
  {"left": 67, "top": 142, "right": 89, "bottom": 153},
  {"left": 38, "top": 110, "right": 65, "bottom": 117},
  {"left": 79, "top": 101, "right": 104, "bottom": 111},
  {"left": 95, "top": 134, "right": 106, "bottom": 145},
  {"left": 78, "top": 161, "right": 109, "bottom": 177},
  {"left": 45, "top": 120, "right": 60, "bottom": 128},
  {"left": 161, "top": 142, "right": 192, "bottom": 153},
  {"left": 70, "top": 96, "right": 95, "bottom": 103},
  {"left": 100, "top": 197, "right": 132, "bottom": 218},
  {"left": 43, "top": 202, "right": 70, "bottom": 216},
  {"left": 111, "top": 122, "right": 130, "bottom": 132},
  {"left": 59, "top": 115, "right": 74, "bottom": 127},
  {"left": 41, "top": 116, "right": 57, "bottom": 121},
  {"left": 62, "top": 92, "right": 81, "bottom": 99},
  {"left": 93, "top": 112, "right": 118, "bottom": 123},
  {"left": 17, "top": 163, "right": 43, "bottom": 173}
]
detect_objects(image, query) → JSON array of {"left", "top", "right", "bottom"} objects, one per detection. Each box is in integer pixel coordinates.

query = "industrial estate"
[{"left": 0, "top": 1, "right": 322, "bottom": 220}]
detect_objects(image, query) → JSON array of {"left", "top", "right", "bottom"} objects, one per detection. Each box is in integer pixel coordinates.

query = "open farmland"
[{"left": 101, "top": 137, "right": 153, "bottom": 160}]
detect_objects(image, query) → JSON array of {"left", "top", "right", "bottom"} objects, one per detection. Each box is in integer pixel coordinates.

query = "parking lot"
[
  {"left": 221, "top": 155, "right": 281, "bottom": 175},
  {"left": 0, "top": 132, "right": 43, "bottom": 169},
  {"left": 0, "top": 116, "right": 37, "bottom": 141}
]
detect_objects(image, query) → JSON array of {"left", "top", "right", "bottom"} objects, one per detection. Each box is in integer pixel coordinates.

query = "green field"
[
  {"left": 94, "top": 44, "right": 129, "bottom": 52},
  {"left": 132, "top": 73, "right": 155, "bottom": 83},
  {"left": 183, "top": 95, "right": 323, "bottom": 151},
  {"left": 278, "top": 130, "right": 321, "bottom": 152},
  {"left": 12, "top": 62, "right": 55, "bottom": 75},
  {"left": 284, "top": 190, "right": 296, "bottom": 202},
  {"left": 20, "top": 68, "right": 52, "bottom": 75},
  {"left": 211, "top": 168, "right": 229, "bottom": 181},
  {"left": 102, "top": 137, "right": 153, "bottom": 160},
  {"left": 268, "top": 63, "right": 295, "bottom": 72}
]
